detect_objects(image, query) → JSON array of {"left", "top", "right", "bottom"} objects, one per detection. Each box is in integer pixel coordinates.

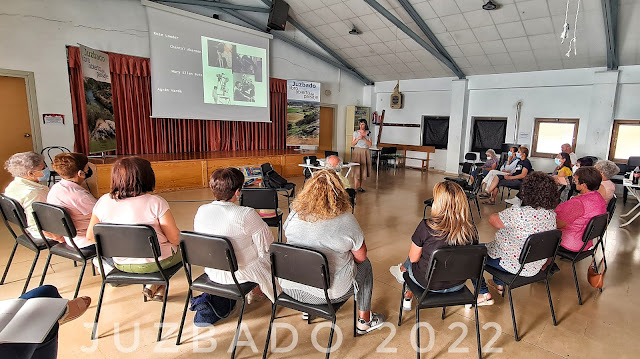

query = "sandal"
[
  {"left": 478, "top": 193, "right": 490, "bottom": 198},
  {"left": 152, "top": 285, "right": 166, "bottom": 302},
  {"left": 476, "top": 293, "right": 494, "bottom": 306},
  {"left": 143, "top": 287, "right": 154, "bottom": 301},
  {"left": 59, "top": 296, "right": 91, "bottom": 325},
  {"left": 481, "top": 199, "right": 496, "bottom": 205}
]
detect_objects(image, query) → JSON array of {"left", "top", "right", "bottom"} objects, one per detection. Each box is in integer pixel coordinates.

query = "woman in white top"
[
  {"left": 194, "top": 167, "right": 277, "bottom": 302},
  {"left": 350, "top": 119, "right": 372, "bottom": 192}
]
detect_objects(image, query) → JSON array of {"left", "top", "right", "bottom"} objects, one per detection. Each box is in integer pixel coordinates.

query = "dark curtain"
[
  {"left": 68, "top": 46, "right": 286, "bottom": 155},
  {"left": 472, "top": 120, "right": 507, "bottom": 152},
  {"left": 422, "top": 117, "right": 449, "bottom": 149}
]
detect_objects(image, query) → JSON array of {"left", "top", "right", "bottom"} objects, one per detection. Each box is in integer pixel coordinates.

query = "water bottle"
[{"left": 633, "top": 166, "right": 640, "bottom": 185}]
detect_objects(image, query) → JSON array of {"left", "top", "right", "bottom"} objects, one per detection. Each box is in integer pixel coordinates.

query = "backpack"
[
  {"left": 264, "top": 170, "right": 288, "bottom": 188},
  {"left": 189, "top": 293, "right": 236, "bottom": 327}
]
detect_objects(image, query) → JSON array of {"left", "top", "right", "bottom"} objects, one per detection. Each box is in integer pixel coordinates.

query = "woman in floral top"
[{"left": 476, "top": 171, "right": 559, "bottom": 306}]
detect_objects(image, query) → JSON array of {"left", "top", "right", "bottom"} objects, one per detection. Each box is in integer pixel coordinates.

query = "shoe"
[
  {"left": 389, "top": 264, "right": 404, "bottom": 284},
  {"left": 357, "top": 187, "right": 366, "bottom": 193},
  {"left": 402, "top": 298, "right": 412, "bottom": 311},
  {"left": 143, "top": 287, "right": 154, "bottom": 301},
  {"left": 476, "top": 293, "right": 494, "bottom": 306},
  {"left": 59, "top": 296, "right": 91, "bottom": 325},
  {"left": 356, "top": 312, "right": 385, "bottom": 335},
  {"left": 152, "top": 286, "right": 165, "bottom": 302}
]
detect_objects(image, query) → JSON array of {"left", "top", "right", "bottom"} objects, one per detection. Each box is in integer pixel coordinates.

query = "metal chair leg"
[
  {"left": 157, "top": 283, "right": 170, "bottom": 341},
  {"left": 353, "top": 297, "right": 357, "bottom": 338},
  {"left": 441, "top": 307, "right": 446, "bottom": 320},
  {"left": 91, "top": 264, "right": 96, "bottom": 276},
  {"left": 474, "top": 304, "right": 482, "bottom": 359},
  {"left": 91, "top": 282, "right": 107, "bottom": 340},
  {"left": 230, "top": 299, "right": 247, "bottom": 359},
  {"left": 570, "top": 262, "right": 583, "bottom": 305},
  {"left": 73, "top": 261, "right": 88, "bottom": 298},
  {"left": 398, "top": 282, "right": 406, "bottom": 326},
  {"left": 22, "top": 251, "right": 40, "bottom": 295},
  {"left": 262, "top": 303, "right": 277, "bottom": 359},
  {"left": 476, "top": 197, "right": 482, "bottom": 218},
  {"left": 39, "top": 252, "right": 53, "bottom": 287},
  {"left": 507, "top": 288, "right": 519, "bottom": 341},
  {"left": 545, "top": 279, "right": 557, "bottom": 326},
  {"left": 415, "top": 307, "right": 421, "bottom": 359},
  {"left": 325, "top": 318, "right": 337, "bottom": 359},
  {"left": 176, "top": 289, "right": 192, "bottom": 345},
  {"left": 0, "top": 242, "right": 18, "bottom": 285}
]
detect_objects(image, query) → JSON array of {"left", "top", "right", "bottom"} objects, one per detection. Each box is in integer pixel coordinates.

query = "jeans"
[
  {"left": 403, "top": 257, "right": 465, "bottom": 293},
  {"left": 0, "top": 285, "right": 61, "bottom": 359},
  {"left": 473, "top": 257, "right": 508, "bottom": 295}
]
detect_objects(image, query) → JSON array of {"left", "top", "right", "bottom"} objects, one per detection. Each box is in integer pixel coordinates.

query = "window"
[
  {"left": 471, "top": 117, "right": 507, "bottom": 152},
  {"left": 609, "top": 120, "right": 640, "bottom": 162},
  {"left": 422, "top": 116, "right": 449, "bottom": 149},
  {"left": 532, "top": 118, "right": 579, "bottom": 158}
]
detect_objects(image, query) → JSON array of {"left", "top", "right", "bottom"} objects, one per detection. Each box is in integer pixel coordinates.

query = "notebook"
[{"left": 0, "top": 297, "right": 68, "bottom": 343}]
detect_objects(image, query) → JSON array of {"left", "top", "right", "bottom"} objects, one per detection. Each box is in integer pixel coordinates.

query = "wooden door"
[
  {"left": 319, "top": 106, "right": 334, "bottom": 152},
  {"left": 0, "top": 76, "right": 34, "bottom": 189}
]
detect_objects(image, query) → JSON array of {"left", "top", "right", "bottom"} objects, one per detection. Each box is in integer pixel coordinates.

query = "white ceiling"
[{"left": 202, "top": 0, "right": 640, "bottom": 82}]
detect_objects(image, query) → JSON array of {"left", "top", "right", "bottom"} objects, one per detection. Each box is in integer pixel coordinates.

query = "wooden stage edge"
[{"left": 88, "top": 150, "right": 321, "bottom": 197}]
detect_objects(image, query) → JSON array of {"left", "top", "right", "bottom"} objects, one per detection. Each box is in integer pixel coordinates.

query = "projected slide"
[{"left": 201, "top": 37, "right": 267, "bottom": 107}]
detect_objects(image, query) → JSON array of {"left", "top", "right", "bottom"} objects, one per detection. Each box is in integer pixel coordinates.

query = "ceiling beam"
[
  {"left": 257, "top": 0, "right": 373, "bottom": 84},
  {"left": 363, "top": 0, "right": 465, "bottom": 79},
  {"left": 396, "top": 0, "right": 465, "bottom": 78},
  {"left": 159, "top": 0, "right": 271, "bottom": 12},
  {"left": 601, "top": 0, "right": 619, "bottom": 70}
]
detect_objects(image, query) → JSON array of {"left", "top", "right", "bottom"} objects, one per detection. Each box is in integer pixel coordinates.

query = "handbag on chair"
[{"left": 587, "top": 258, "right": 605, "bottom": 289}]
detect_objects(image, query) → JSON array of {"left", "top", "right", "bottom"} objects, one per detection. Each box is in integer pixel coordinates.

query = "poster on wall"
[
  {"left": 286, "top": 80, "right": 320, "bottom": 146},
  {"left": 79, "top": 44, "right": 116, "bottom": 154}
]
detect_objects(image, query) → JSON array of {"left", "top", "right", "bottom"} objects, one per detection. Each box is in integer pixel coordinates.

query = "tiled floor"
[{"left": 1, "top": 169, "right": 639, "bottom": 358}]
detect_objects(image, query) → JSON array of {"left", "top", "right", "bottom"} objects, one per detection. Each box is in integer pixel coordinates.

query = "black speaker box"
[{"left": 267, "top": 0, "right": 289, "bottom": 31}]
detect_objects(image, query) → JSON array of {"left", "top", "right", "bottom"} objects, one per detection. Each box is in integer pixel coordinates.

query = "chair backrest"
[
  {"left": 518, "top": 229, "right": 562, "bottom": 265},
  {"left": 461, "top": 162, "right": 473, "bottom": 175},
  {"left": 606, "top": 195, "right": 617, "bottom": 224},
  {"left": 270, "top": 242, "right": 330, "bottom": 289},
  {"left": 240, "top": 188, "right": 278, "bottom": 211},
  {"left": 381, "top": 146, "right": 397, "bottom": 155},
  {"left": 582, "top": 213, "right": 609, "bottom": 244},
  {"left": 464, "top": 152, "right": 477, "bottom": 161},
  {"left": 179, "top": 231, "right": 238, "bottom": 272},
  {"left": 470, "top": 173, "right": 484, "bottom": 194},
  {"left": 627, "top": 156, "right": 640, "bottom": 168},
  {"left": 93, "top": 223, "right": 160, "bottom": 259},
  {"left": 41, "top": 146, "right": 71, "bottom": 164},
  {"left": 261, "top": 163, "right": 274, "bottom": 175},
  {"left": 0, "top": 194, "right": 28, "bottom": 228},
  {"left": 425, "top": 245, "right": 487, "bottom": 286},
  {"left": 31, "top": 202, "right": 77, "bottom": 238},
  {"left": 324, "top": 151, "right": 339, "bottom": 158}
]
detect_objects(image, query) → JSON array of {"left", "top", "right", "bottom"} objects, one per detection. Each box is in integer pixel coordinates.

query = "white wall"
[{"left": 0, "top": 0, "right": 367, "bottom": 155}]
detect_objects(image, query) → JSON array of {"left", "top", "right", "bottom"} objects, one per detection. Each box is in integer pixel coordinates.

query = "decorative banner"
[
  {"left": 79, "top": 44, "right": 116, "bottom": 154},
  {"left": 286, "top": 80, "right": 320, "bottom": 146}
]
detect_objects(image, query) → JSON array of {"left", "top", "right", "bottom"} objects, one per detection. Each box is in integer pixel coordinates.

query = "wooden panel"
[
  {"left": 151, "top": 160, "right": 203, "bottom": 193},
  {"left": 282, "top": 153, "right": 321, "bottom": 177},
  {"left": 319, "top": 106, "right": 334, "bottom": 152},
  {"left": 206, "top": 156, "right": 281, "bottom": 178},
  {"left": 95, "top": 165, "right": 112, "bottom": 196}
]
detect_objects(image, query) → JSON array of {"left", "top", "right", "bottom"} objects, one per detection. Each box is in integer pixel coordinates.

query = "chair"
[
  {"left": 444, "top": 162, "right": 473, "bottom": 188},
  {"left": 324, "top": 150, "right": 339, "bottom": 158},
  {"left": 398, "top": 246, "right": 488, "bottom": 359},
  {"left": 465, "top": 173, "right": 484, "bottom": 223},
  {"left": 176, "top": 232, "right": 258, "bottom": 359},
  {"left": 623, "top": 156, "right": 640, "bottom": 204},
  {"left": 559, "top": 175, "right": 574, "bottom": 202},
  {"left": 458, "top": 152, "right": 478, "bottom": 170},
  {"left": 302, "top": 156, "right": 318, "bottom": 181},
  {"left": 0, "top": 194, "right": 55, "bottom": 294},
  {"left": 422, "top": 198, "right": 434, "bottom": 220},
  {"left": 484, "top": 229, "right": 562, "bottom": 341},
  {"left": 346, "top": 188, "right": 356, "bottom": 214},
  {"left": 260, "top": 163, "right": 295, "bottom": 209},
  {"left": 32, "top": 202, "right": 97, "bottom": 298},
  {"left": 606, "top": 195, "right": 617, "bottom": 226},
  {"left": 41, "top": 146, "right": 70, "bottom": 186},
  {"left": 91, "top": 223, "right": 183, "bottom": 342},
  {"left": 379, "top": 146, "right": 398, "bottom": 170},
  {"left": 262, "top": 243, "right": 356, "bottom": 359},
  {"left": 240, "top": 188, "right": 283, "bottom": 242},
  {"left": 556, "top": 213, "right": 609, "bottom": 305}
]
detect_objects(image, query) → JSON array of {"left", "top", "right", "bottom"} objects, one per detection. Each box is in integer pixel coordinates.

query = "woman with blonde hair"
[
  {"left": 282, "top": 169, "right": 385, "bottom": 335},
  {"left": 389, "top": 181, "right": 478, "bottom": 311}
]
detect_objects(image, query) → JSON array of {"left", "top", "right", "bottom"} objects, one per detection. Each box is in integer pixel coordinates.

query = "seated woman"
[
  {"left": 47, "top": 153, "right": 97, "bottom": 250},
  {"left": 4, "top": 152, "right": 51, "bottom": 239},
  {"left": 87, "top": 157, "right": 181, "bottom": 301},
  {"left": 595, "top": 160, "right": 619, "bottom": 202},
  {"left": 552, "top": 152, "right": 573, "bottom": 185},
  {"left": 482, "top": 146, "right": 532, "bottom": 205},
  {"left": 556, "top": 167, "right": 607, "bottom": 252},
  {"left": 193, "top": 167, "right": 277, "bottom": 302},
  {"left": 482, "top": 146, "right": 519, "bottom": 193},
  {"left": 470, "top": 149, "right": 498, "bottom": 185},
  {"left": 478, "top": 171, "right": 559, "bottom": 305},
  {"left": 389, "top": 181, "right": 478, "bottom": 311},
  {"left": 282, "top": 170, "right": 385, "bottom": 335}
]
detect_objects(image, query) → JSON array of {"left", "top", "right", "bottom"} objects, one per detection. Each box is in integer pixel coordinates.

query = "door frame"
[
  {"left": 319, "top": 103, "right": 337, "bottom": 152},
  {"left": 0, "top": 69, "right": 42, "bottom": 153}
]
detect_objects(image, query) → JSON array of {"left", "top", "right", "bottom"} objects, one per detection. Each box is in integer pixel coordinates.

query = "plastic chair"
[
  {"left": 398, "top": 246, "right": 488, "bottom": 359},
  {"left": 262, "top": 243, "right": 356, "bottom": 359},
  {"left": 484, "top": 229, "right": 562, "bottom": 341},
  {"left": 91, "top": 223, "right": 183, "bottom": 342},
  {"left": 0, "top": 194, "right": 55, "bottom": 294},
  {"left": 40, "top": 146, "right": 70, "bottom": 186},
  {"left": 240, "top": 188, "right": 283, "bottom": 242},
  {"left": 176, "top": 232, "right": 258, "bottom": 359},
  {"left": 556, "top": 213, "right": 609, "bottom": 304},
  {"left": 32, "top": 202, "right": 97, "bottom": 298}
]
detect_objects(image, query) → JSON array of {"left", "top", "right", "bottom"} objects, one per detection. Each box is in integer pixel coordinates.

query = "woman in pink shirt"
[
  {"left": 47, "top": 153, "right": 97, "bottom": 249},
  {"left": 556, "top": 167, "right": 607, "bottom": 252},
  {"left": 87, "top": 157, "right": 181, "bottom": 301}
]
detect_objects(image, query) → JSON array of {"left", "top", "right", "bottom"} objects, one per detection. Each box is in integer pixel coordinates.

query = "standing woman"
[{"left": 351, "top": 119, "right": 372, "bottom": 192}]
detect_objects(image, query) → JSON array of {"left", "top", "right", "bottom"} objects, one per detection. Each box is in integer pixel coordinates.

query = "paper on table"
[{"left": 0, "top": 297, "right": 68, "bottom": 344}]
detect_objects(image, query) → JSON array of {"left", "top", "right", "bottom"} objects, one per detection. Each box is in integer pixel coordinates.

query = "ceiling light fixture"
[
  {"left": 482, "top": 1, "right": 499, "bottom": 10},
  {"left": 349, "top": 26, "right": 361, "bottom": 35}
]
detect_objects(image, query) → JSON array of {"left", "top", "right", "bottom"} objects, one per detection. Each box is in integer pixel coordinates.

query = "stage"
[{"left": 88, "top": 149, "right": 321, "bottom": 196}]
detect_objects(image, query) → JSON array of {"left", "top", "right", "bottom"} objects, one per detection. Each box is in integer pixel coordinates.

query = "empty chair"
[
  {"left": 458, "top": 152, "right": 478, "bottom": 169},
  {"left": 262, "top": 243, "right": 356, "bottom": 359},
  {"left": 0, "top": 194, "right": 54, "bottom": 294},
  {"left": 302, "top": 156, "right": 318, "bottom": 180},
  {"left": 398, "top": 246, "right": 488, "bottom": 359},
  {"left": 484, "top": 229, "right": 562, "bottom": 341},
  {"left": 379, "top": 146, "right": 398, "bottom": 170},
  {"left": 32, "top": 202, "right": 97, "bottom": 298},
  {"left": 444, "top": 162, "right": 473, "bottom": 188},
  {"left": 41, "top": 146, "right": 71, "bottom": 186},
  {"left": 240, "top": 188, "right": 283, "bottom": 242},
  {"left": 91, "top": 223, "right": 183, "bottom": 341},
  {"left": 556, "top": 213, "right": 609, "bottom": 304},
  {"left": 324, "top": 150, "right": 339, "bottom": 158},
  {"left": 176, "top": 232, "right": 258, "bottom": 359},
  {"left": 261, "top": 163, "right": 295, "bottom": 209}
]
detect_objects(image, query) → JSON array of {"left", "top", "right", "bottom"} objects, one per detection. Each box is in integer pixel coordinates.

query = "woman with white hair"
[
  {"left": 595, "top": 160, "right": 619, "bottom": 202},
  {"left": 4, "top": 152, "right": 52, "bottom": 238}
]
